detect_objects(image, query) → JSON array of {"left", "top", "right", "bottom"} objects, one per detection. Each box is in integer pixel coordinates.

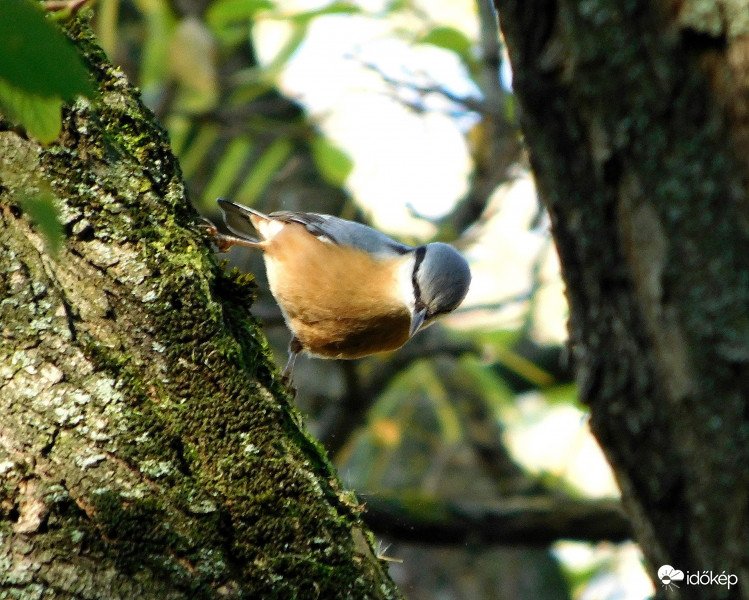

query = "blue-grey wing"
[{"left": 270, "top": 211, "right": 412, "bottom": 258}]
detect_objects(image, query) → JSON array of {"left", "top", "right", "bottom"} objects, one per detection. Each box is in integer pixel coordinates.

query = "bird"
[{"left": 205, "top": 198, "right": 471, "bottom": 379}]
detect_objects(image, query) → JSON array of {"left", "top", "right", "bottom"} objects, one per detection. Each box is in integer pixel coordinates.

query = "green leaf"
[
  {"left": 418, "top": 26, "right": 472, "bottom": 59},
  {"left": 459, "top": 355, "right": 515, "bottom": 409},
  {"left": 168, "top": 18, "right": 219, "bottom": 112},
  {"left": 206, "top": 0, "right": 273, "bottom": 27},
  {"left": 542, "top": 383, "right": 582, "bottom": 408},
  {"left": 311, "top": 136, "right": 352, "bottom": 187},
  {"left": 177, "top": 123, "right": 220, "bottom": 180},
  {"left": 504, "top": 93, "right": 515, "bottom": 122},
  {"left": 137, "top": 0, "right": 177, "bottom": 92},
  {"left": 287, "top": 2, "right": 360, "bottom": 24},
  {"left": 477, "top": 328, "right": 523, "bottom": 351},
  {"left": 18, "top": 192, "right": 64, "bottom": 256},
  {"left": 0, "top": 78, "right": 62, "bottom": 144},
  {"left": 201, "top": 135, "right": 255, "bottom": 205},
  {"left": 234, "top": 138, "right": 293, "bottom": 204},
  {"left": 254, "top": 22, "right": 308, "bottom": 81},
  {"left": 0, "top": 0, "right": 93, "bottom": 101}
]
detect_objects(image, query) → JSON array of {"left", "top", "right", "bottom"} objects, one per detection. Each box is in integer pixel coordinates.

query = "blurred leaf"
[
  {"left": 371, "top": 418, "right": 402, "bottom": 448},
  {"left": 466, "top": 120, "right": 489, "bottom": 167},
  {"left": 135, "top": 0, "right": 177, "bottom": 91},
  {"left": 178, "top": 123, "right": 220, "bottom": 181},
  {"left": 373, "top": 361, "right": 462, "bottom": 444},
  {"left": 255, "top": 22, "right": 308, "bottom": 81},
  {"left": 0, "top": 79, "right": 62, "bottom": 144},
  {"left": 558, "top": 546, "right": 613, "bottom": 598},
  {"left": 311, "top": 136, "right": 352, "bottom": 187},
  {"left": 18, "top": 192, "right": 64, "bottom": 256},
  {"left": 418, "top": 26, "right": 472, "bottom": 60},
  {"left": 459, "top": 355, "right": 515, "bottom": 409},
  {"left": 0, "top": 0, "right": 93, "bottom": 101},
  {"left": 504, "top": 93, "right": 515, "bottom": 122},
  {"left": 235, "top": 138, "right": 293, "bottom": 204},
  {"left": 494, "top": 344, "right": 556, "bottom": 389},
  {"left": 165, "top": 114, "right": 191, "bottom": 157},
  {"left": 385, "top": 0, "right": 407, "bottom": 11},
  {"left": 287, "top": 2, "right": 360, "bottom": 24},
  {"left": 372, "top": 366, "right": 423, "bottom": 419},
  {"left": 477, "top": 329, "right": 559, "bottom": 390},
  {"left": 94, "top": 0, "right": 119, "bottom": 59},
  {"left": 206, "top": 0, "right": 273, "bottom": 27},
  {"left": 542, "top": 383, "right": 582, "bottom": 408},
  {"left": 201, "top": 136, "right": 255, "bottom": 206},
  {"left": 420, "top": 363, "right": 462, "bottom": 444},
  {"left": 478, "top": 328, "right": 523, "bottom": 351},
  {"left": 366, "top": 396, "right": 420, "bottom": 488},
  {"left": 229, "top": 80, "right": 276, "bottom": 105},
  {"left": 239, "top": 2, "right": 359, "bottom": 83},
  {"left": 169, "top": 18, "right": 219, "bottom": 112}
]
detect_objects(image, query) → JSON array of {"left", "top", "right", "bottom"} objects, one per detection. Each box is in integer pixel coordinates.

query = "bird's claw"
[{"left": 199, "top": 218, "right": 236, "bottom": 253}]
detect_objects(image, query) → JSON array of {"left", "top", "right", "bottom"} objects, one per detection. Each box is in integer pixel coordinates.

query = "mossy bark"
[
  {"left": 495, "top": 0, "right": 749, "bottom": 596},
  {"left": 0, "top": 17, "right": 401, "bottom": 600}
]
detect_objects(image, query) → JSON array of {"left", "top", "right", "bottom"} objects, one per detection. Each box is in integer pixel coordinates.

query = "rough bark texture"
[
  {"left": 0, "top": 18, "right": 401, "bottom": 600},
  {"left": 495, "top": 0, "right": 749, "bottom": 597}
]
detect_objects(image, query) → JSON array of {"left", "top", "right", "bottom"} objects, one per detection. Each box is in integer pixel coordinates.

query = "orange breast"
[{"left": 262, "top": 223, "right": 411, "bottom": 359}]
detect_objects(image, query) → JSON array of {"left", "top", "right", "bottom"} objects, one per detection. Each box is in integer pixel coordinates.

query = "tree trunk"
[
  {"left": 0, "top": 18, "right": 401, "bottom": 600},
  {"left": 495, "top": 0, "right": 749, "bottom": 597}
]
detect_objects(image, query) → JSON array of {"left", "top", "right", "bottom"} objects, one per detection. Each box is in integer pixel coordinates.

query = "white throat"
[{"left": 396, "top": 254, "right": 418, "bottom": 314}]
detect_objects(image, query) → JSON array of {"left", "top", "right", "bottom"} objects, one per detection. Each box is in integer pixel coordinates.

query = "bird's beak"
[{"left": 409, "top": 307, "right": 428, "bottom": 337}]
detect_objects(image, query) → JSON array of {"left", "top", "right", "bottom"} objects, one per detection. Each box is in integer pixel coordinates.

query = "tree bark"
[
  {"left": 0, "top": 17, "right": 401, "bottom": 600},
  {"left": 495, "top": 0, "right": 749, "bottom": 596}
]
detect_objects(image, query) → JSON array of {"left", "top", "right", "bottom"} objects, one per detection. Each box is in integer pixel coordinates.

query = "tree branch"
[{"left": 362, "top": 493, "right": 631, "bottom": 545}]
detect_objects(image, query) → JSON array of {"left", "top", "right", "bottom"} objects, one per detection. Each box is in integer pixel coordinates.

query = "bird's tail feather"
[{"left": 217, "top": 198, "right": 268, "bottom": 242}]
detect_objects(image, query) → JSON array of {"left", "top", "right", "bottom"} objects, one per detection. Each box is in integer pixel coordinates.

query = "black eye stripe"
[{"left": 412, "top": 246, "right": 427, "bottom": 311}]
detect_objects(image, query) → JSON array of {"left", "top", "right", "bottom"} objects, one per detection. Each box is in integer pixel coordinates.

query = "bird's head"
[{"left": 408, "top": 242, "right": 471, "bottom": 336}]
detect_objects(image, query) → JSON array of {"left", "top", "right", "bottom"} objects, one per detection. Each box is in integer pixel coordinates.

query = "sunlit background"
[{"left": 93, "top": 0, "right": 655, "bottom": 597}]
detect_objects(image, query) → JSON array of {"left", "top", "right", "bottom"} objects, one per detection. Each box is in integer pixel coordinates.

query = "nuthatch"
[{"left": 206, "top": 199, "right": 471, "bottom": 377}]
